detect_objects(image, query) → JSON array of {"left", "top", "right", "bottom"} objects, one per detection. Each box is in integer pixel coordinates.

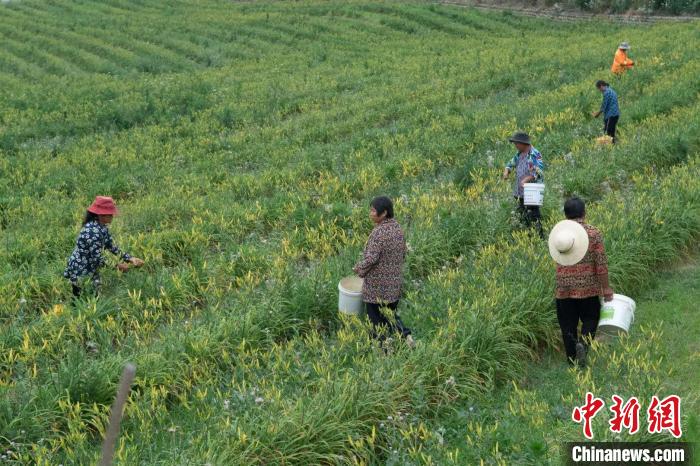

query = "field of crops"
[{"left": 1, "top": 0, "right": 699, "bottom": 464}]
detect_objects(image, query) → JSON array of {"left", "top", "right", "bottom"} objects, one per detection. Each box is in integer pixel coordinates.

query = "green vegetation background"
[{"left": 0, "top": 1, "right": 698, "bottom": 464}]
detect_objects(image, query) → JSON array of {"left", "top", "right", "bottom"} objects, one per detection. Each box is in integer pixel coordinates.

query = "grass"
[
  {"left": 0, "top": 1, "right": 699, "bottom": 464},
  {"left": 637, "top": 260, "right": 700, "bottom": 410},
  {"left": 414, "top": 259, "right": 700, "bottom": 465}
]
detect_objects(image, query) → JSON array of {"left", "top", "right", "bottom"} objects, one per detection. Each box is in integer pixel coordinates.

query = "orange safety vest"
[{"left": 611, "top": 49, "right": 634, "bottom": 74}]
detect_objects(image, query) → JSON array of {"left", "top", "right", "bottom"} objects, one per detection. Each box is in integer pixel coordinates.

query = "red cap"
[{"left": 87, "top": 196, "right": 119, "bottom": 215}]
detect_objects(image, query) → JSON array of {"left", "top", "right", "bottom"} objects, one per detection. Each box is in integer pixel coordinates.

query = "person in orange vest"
[{"left": 611, "top": 42, "right": 634, "bottom": 75}]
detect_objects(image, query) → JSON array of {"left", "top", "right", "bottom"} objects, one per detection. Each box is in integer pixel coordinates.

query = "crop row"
[
  {"left": 2, "top": 54, "right": 697, "bottom": 314},
  {"left": 2, "top": 80, "right": 699, "bottom": 460},
  {"left": 2, "top": 2, "right": 699, "bottom": 462},
  {"left": 0, "top": 0, "right": 584, "bottom": 78},
  {"left": 2, "top": 47, "right": 698, "bottom": 389},
  {"left": 11, "top": 150, "right": 698, "bottom": 464}
]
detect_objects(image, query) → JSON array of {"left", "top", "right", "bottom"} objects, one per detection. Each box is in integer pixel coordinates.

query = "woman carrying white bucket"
[
  {"left": 353, "top": 196, "right": 415, "bottom": 350},
  {"left": 502, "top": 131, "right": 545, "bottom": 239},
  {"left": 548, "top": 197, "right": 614, "bottom": 367}
]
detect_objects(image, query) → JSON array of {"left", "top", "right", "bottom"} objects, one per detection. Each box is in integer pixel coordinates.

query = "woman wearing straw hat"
[
  {"left": 611, "top": 42, "right": 634, "bottom": 75},
  {"left": 502, "top": 131, "right": 544, "bottom": 238},
  {"left": 549, "top": 198, "right": 613, "bottom": 367},
  {"left": 353, "top": 196, "right": 415, "bottom": 350},
  {"left": 64, "top": 196, "right": 144, "bottom": 298}
]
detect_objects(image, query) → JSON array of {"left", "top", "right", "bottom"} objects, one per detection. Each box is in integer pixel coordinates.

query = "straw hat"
[
  {"left": 618, "top": 42, "right": 631, "bottom": 50},
  {"left": 548, "top": 220, "right": 589, "bottom": 266},
  {"left": 87, "top": 196, "right": 119, "bottom": 215}
]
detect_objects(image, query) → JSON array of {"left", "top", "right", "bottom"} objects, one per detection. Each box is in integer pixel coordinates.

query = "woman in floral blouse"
[
  {"left": 353, "top": 196, "right": 414, "bottom": 349},
  {"left": 64, "top": 196, "right": 144, "bottom": 297},
  {"left": 549, "top": 197, "right": 613, "bottom": 367}
]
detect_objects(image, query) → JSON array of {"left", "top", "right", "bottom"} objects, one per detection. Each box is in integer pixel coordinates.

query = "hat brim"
[
  {"left": 509, "top": 138, "right": 530, "bottom": 144},
  {"left": 548, "top": 220, "right": 590, "bottom": 266},
  {"left": 88, "top": 206, "right": 119, "bottom": 216}
]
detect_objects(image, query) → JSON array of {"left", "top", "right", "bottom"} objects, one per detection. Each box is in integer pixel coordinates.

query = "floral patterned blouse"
[
  {"left": 63, "top": 220, "right": 131, "bottom": 283},
  {"left": 353, "top": 218, "right": 407, "bottom": 304}
]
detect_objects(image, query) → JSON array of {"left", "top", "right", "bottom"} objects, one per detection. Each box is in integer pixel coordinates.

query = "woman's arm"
[
  {"left": 503, "top": 154, "right": 517, "bottom": 179},
  {"left": 353, "top": 231, "right": 381, "bottom": 278},
  {"left": 531, "top": 151, "right": 544, "bottom": 180},
  {"left": 591, "top": 230, "right": 614, "bottom": 301},
  {"left": 614, "top": 50, "right": 626, "bottom": 66},
  {"left": 104, "top": 229, "right": 132, "bottom": 262},
  {"left": 622, "top": 52, "right": 633, "bottom": 66},
  {"left": 600, "top": 92, "right": 611, "bottom": 116}
]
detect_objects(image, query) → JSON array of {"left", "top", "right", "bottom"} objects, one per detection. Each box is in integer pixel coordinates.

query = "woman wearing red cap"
[{"left": 63, "top": 196, "right": 144, "bottom": 297}]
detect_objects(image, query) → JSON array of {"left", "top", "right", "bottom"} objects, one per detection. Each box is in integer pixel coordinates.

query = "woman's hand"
[
  {"left": 129, "top": 257, "right": 145, "bottom": 268},
  {"left": 519, "top": 175, "right": 535, "bottom": 187},
  {"left": 117, "top": 263, "right": 130, "bottom": 273},
  {"left": 353, "top": 262, "right": 370, "bottom": 278},
  {"left": 502, "top": 168, "right": 510, "bottom": 180}
]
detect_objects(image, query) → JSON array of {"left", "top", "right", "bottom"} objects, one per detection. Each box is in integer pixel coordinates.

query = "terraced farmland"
[{"left": 0, "top": 1, "right": 699, "bottom": 464}]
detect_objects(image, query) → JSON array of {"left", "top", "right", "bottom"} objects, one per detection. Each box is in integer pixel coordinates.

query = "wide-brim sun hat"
[
  {"left": 619, "top": 42, "right": 631, "bottom": 50},
  {"left": 87, "top": 196, "right": 119, "bottom": 215},
  {"left": 548, "top": 220, "right": 590, "bottom": 266},
  {"left": 508, "top": 132, "right": 531, "bottom": 145}
]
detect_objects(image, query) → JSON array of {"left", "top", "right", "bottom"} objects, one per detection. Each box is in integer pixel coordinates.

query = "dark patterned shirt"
[
  {"left": 555, "top": 220, "right": 613, "bottom": 300},
  {"left": 353, "top": 218, "right": 406, "bottom": 304},
  {"left": 63, "top": 221, "right": 131, "bottom": 283}
]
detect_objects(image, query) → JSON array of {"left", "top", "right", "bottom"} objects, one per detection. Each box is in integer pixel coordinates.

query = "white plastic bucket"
[
  {"left": 338, "top": 276, "right": 364, "bottom": 315},
  {"left": 523, "top": 183, "right": 545, "bottom": 206},
  {"left": 597, "top": 294, "right": 636, "bottom": 337}
]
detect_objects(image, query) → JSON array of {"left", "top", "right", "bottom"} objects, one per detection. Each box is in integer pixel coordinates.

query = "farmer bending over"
[
  {"left": 64, "top": 196, "right": 144, "bottom": 298},
  {"left": 592, "top": 80, "right": 620, "bottom": 144},
  {"left": 548, "top": 197, "right": 613, "bottom": 367},
  {"left": 353, "top": 196, "right": 415, "bottom": 350},
  {"left": 502, "top": 132, "right": 544, "bottom": 238},
  {"left": 611, "top": 42, "right": 634, "bottom": 75}
]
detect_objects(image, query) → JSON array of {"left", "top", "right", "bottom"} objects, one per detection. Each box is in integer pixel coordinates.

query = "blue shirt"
[{"left": 600, "top": 87, "right": 620, "bottom": 120}]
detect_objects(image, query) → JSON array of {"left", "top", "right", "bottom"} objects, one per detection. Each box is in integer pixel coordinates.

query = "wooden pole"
[{"left": 100, "top": 363, "right": 136, "bottom": 466}]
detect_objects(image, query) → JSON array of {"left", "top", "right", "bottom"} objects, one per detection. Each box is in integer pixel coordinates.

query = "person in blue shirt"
[{"left": 592, "top": 80, "right": 620, "bottom": 144}]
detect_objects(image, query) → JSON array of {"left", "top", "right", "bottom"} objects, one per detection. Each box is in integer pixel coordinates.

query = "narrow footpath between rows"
[{"left": 403, "top": 258, "right": 699, "bottom": 464}]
